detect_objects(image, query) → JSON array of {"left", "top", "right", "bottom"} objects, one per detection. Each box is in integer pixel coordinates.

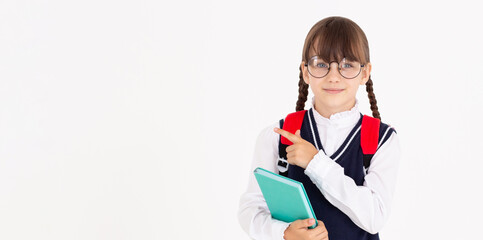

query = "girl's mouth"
[{"left": 324, "top": 89, "right": 344, "bottom": 94}]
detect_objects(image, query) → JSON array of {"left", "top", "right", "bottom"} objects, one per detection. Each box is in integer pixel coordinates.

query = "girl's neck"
[{"left": 314, "top": 99, "right": 357, "bottom": 119}]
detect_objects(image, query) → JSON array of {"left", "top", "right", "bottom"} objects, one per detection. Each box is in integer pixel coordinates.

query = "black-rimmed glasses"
[{"left": 304, "top": 56, "right": 365, "bottom": 79}]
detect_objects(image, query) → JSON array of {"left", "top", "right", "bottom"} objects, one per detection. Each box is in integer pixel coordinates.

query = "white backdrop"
[{"left": 1, "top": 0, "right": 482, "bottom": 239}]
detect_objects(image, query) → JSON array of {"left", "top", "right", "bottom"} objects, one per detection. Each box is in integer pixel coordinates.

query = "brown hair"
[{"left": 296, "top": 16, "right": 381, "bottom": 120}]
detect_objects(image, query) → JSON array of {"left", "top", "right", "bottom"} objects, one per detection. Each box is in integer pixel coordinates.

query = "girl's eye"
[
  {"left": 342, "top": 63, "right": 353, "bottom": 68},
  {"left": 316, "top": 63, "right": 329, "bottom": 68}
]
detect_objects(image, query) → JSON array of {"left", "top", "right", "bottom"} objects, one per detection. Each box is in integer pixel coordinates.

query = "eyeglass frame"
[{"left": 303, "top": 56, "right": 365, "bottom": 79}]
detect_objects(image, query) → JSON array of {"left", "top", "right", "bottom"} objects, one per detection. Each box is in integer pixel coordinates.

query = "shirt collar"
[{"left": 308, "top": 96, "right": 361, "bottom": 127}]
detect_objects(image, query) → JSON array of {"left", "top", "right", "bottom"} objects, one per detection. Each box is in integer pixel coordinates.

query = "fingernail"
[{"left": 309, "top": 219, "right": 314, "bottom": 225}]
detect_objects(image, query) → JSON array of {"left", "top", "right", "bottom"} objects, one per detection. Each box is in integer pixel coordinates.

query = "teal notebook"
[{"left": 253, "top": 167, "right": 318, "bottom": 229}]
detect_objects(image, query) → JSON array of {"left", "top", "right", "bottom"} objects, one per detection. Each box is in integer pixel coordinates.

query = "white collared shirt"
[{"left": 237, "top": 97, "right": 401, "bottom": 239}]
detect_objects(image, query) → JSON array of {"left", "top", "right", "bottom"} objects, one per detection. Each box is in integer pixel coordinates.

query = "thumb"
[
  {"left": 305, "top": 218, "right": 315, "bottom": 227},
  {"left": 295, "top": 129, "right": 301, "bottom": 137},
  {"left": 294, "top": 218, "right": 315, "bottom": 228}
]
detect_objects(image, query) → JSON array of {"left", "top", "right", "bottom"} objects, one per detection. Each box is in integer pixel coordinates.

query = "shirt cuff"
[
  {"left": 304, "top": 150, "right": 338, "bottom": 186},
  {"left": 271, "top": 218, "right": 291, "bottom": 240}
]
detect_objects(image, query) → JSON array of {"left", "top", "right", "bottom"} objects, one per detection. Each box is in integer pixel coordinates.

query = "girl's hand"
[
  {"left": 283, "top": 218, "right": 329, "bottom": 240},
  {"left": 274, "top": 128, "right": 319, "bottom": 169}
]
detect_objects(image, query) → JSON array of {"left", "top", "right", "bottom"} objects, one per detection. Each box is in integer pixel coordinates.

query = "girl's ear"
[
  {"left": 301, "top": 62, "right": 310, "bottom": 85},
  {"left": 360, "top": 62, "right": 372, "bottom": 85}
]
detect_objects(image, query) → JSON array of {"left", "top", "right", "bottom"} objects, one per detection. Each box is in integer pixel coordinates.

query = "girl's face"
[{"left": 300, "top": 50, "right": 372, "bottom": 115}]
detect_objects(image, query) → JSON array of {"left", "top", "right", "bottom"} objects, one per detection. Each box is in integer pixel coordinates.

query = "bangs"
[{"left": 303, "top": 17, "right": 369, "bottom": 64}]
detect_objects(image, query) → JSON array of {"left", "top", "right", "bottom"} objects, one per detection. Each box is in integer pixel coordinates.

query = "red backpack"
[{"left": 278, "top": 110, "right": 380, "bottom": 174}]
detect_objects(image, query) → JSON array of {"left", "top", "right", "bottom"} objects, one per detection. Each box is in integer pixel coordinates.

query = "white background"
[{"left": 1, "top": 0, "right": 482, "bottom": 239}]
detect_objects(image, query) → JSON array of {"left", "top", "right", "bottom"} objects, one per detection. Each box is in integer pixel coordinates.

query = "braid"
[
  {"left": 296, "top": 65, "right": 309, "bottom": 111},
  {"left": 365, "top": 76, "right": 381, "bottom": 120}
]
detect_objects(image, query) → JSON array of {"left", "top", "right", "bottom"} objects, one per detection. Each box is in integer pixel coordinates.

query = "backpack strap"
[
  {"left": 277, "top": 110, "right": 307, "bottom": 176},
  {"left": 277, "top": 119, "right": 288, "bottom": 177},
  {"left": 361, "top": 115, "right": 380, "bottom": 169},
  {"left": 280, "top": 110, "right": 307, "bottom": 145}
]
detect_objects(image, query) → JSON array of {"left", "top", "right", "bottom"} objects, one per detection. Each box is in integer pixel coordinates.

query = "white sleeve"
[
  {"left": 237, "top": 122, "right": 291, "bottom": 240},
  {"left": 303, "top": 130, "right": 401, "bottom": 234}
]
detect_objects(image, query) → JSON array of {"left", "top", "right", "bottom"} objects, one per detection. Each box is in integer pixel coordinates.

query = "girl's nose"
[{"left": 326, "top": 62, "right": 341, "bottom": 82}]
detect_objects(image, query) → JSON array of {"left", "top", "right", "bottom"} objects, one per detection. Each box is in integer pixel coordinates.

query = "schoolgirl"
[{"left": 238, "top": 16, "right": 401, "bottom": 240}]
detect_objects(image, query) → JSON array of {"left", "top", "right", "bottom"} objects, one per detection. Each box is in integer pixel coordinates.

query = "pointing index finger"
[{"left": 274, "top": 127, "right": 300, "bottom": 143}]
